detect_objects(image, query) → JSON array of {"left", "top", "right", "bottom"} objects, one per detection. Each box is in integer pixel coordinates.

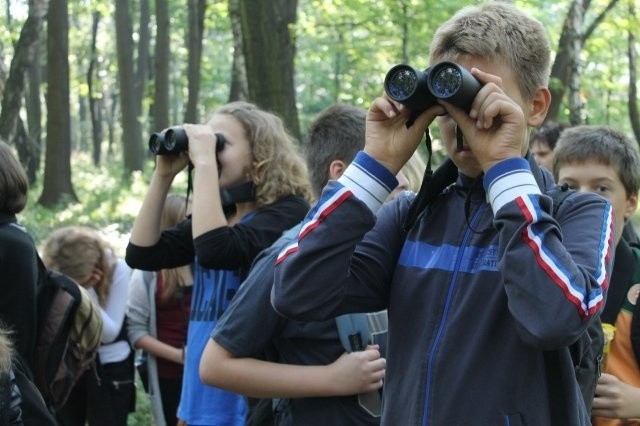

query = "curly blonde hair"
[
  {"left": 42, "top": 226, "right": 115, "bottom": 307},
  {"left": 211, "top": 102, "right": 313, "bottom": 206}
]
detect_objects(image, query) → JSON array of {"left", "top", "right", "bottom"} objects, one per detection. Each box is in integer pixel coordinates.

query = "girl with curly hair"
[{"left": 126, "top": 101, "right": 311, "bottom": 425}]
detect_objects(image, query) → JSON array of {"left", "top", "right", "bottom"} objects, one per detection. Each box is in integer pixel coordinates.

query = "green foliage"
[
  {"left": 129, "top": 373, "right": 154, "bottom": 426},
  {"left": 17, "top": 152, "right": 165, "bottom": 254},
  {"left": 2, "top": 0, "right": 639, "bottom": 224}
]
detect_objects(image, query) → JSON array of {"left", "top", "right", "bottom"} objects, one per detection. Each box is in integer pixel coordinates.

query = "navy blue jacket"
[{"left": 272, "top": 152, "right": 614, "bottom": 426}]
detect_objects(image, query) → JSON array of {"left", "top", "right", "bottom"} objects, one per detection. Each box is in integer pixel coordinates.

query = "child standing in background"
[
  {"left": 552, "top": 125, "right": 640, "bottom": 424},
  {"left": 43, "top": 226, "right": 133, "bottom": 426},
  {"left": 127, "top": 193, "right": 193, "bottom": 426}
]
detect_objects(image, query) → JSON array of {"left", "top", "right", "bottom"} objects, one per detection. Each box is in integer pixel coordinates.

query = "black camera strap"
[
  {"left": 403, "top": 127, "right": 459, "bottom": 233},
  {"left": 184, "top": 162, "right": 255, "bottom": 217},
  {"left": 220, "top": 182, "right": 256, "bottom": 216}
]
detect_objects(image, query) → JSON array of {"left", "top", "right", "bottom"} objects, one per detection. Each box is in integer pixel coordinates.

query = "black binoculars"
[
  {"left": 148, "top": 127, "right": 225, "bottom": 155},
  {"left": 384, "top": 61, "right": 481, "bottom": 114}
]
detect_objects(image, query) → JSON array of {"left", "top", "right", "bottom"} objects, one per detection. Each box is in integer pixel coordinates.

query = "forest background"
[
  {"left": 2, "top": 0, "right": 639, "bottom": 251},
  {"left": 0, "top": 0, "right": 637, "bottom": 423}
]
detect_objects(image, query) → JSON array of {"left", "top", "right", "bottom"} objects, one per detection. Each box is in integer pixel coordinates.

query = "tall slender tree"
[
  {"left": 184, "top": 0, "right": 206, "bottom": 123},
  {"left": 115, "top": 0, "right": 143, "bottom": 173},
  {"left": 87, "top": 11, "right": 103, "bottom": 166},
  {"left": 152, "top": 0, "right": 170, "bottom": 131},
  {"left": 567, "top": 0, "right": 585, "bottom": 125},
  {"left": 136, "top": 0, "right": 150, "bottom": 123},
  {"left": 237, "top": 0, "right": 300, "bottom": 139},
  {"left": 40, "top": 0, "right": 76, "bottom": 206},
  {"left": 0, "top": 0, "right": 48, "bottom": 181},
  {"left": 25, "top": 30, "right": 43, "bottom": 183},
  {"left": 228, "top": 0, "right": 248, "bottom": 102}
]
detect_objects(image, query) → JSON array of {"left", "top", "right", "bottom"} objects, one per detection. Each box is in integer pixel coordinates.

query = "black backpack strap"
[
  {"left": 632, "top": 290, "right": 640, "bottom": 367},
  {"left": 402, "top": 157, "right": 458, "bottom": 233},
  {"left": 631, "top": 288, "right": 640, "bottom": 368},
  {"left": 626, "top": 243, "right": 640, "bottom": 366},
  {"left": 601, "top": 239, "right": 635, "bottom": 324}
]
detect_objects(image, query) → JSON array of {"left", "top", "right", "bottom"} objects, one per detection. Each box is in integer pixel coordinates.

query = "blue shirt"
[{"left": 177, "top": 263, "right": 247, "bottom": 425}]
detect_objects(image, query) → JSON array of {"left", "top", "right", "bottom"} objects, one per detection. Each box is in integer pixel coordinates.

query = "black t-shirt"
[
  {"left": 126, "top": 195, "right": 310, "bottom": 274},
  {"left": 213, "top": 226, "right": 380, "bottom": 426}
]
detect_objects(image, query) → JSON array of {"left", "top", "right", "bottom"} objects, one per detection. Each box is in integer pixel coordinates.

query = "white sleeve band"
[{"left": 487, "top": 170, "right": 541, "bottom": 214}]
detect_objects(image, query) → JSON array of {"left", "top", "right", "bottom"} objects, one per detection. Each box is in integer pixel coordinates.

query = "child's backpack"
[{"left": 33, "top": 256, "right": 103, "bottom": 411}]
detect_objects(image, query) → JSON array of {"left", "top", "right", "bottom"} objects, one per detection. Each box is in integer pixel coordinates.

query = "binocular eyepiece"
[
  {"left": 149, "top": 127, "right": 226, "bottom": 156},
  {"left": 384, "top": 61, "right": 481, "bottom": 115}
]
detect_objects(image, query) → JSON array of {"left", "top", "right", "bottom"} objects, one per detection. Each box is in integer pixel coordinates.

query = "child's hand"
[
  {"left": 443, "top": 67, "right": 527, "bottom": 173},
  {"left": 153, "top": 151, "right": 190, "bottom": 179},
  {"left": 365, "top": 96, "right": 445, "bottom": 175},
  {"left": 183, "top": 123, "right": 220, "bottom": 169},
  {"left": 328, "top": 344, "right": 386, "bottom": 395},
  {"left": 592, "top": 373, "right": 640, "bottom": 418}
]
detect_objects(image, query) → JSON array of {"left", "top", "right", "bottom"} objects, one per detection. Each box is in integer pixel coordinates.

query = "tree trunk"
[
  {"left": 115, "top": 0, "right": 143, "bottom": 173},
  {"left": 547, "top": 0, "right": 621, "bottom": 122},
  {"left": 401, "top": 1, "right": 409, "bottom": 64},
  {"left": 152, "top": 0, "right": 170, "bottom": 131},
  {"left": 238, "top": 0, "right": 300, "bottom": 140},
  {"left": 39, "top": 0, "right": 76, "bottom": 207},
  {"left": 184, "top": 0, "right": 206, "bottom": 123},
  {"left": 0, "top": 0, "right": 48, "bottom": 179},
  {"left": 87, "top": 11, "right": 103, "bottom": 166},
  {"left": 228, "top": 0, "right": 248, "bottom": 102},
  {"left": 136, "top": 0, "right": 150, "bottom": 116},
  {"left": 628, "top": 1, "right": 640, "bottom": 145},
  {"left": 567, "top": 0, "right": 585, "bottom": 125},
  {"left": 25, "top": 34, "right": 42, "bottom": 183}
]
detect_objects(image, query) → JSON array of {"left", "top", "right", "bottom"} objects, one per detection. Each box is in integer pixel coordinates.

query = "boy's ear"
[
  {"left": 329, "top": 160, "right": 347, "bottom": 180},
  {"left": 624, "top": 192, "right": 639, "bottom": 221},
  {"left": 527, "top": 86, "right": 551, "bottom": 128}
]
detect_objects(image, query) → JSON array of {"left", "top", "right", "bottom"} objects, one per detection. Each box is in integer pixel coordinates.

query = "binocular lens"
[
  {"left": 149, "top": 134, "right": 162, "bottom": 154},
  {"left": 164, "top": 128, "right": 184, "bottom": 152},
  {"left": 385, "top": 66, "right": 418, "bottom": 101},
  {"left": 149, "top": 127, "right": 225, "bottom": 156},
  {"left": 215, "top": 133, "right": 226, "bottom": 152},
  {"left": 430, "top": 66, "right": 462, "bottom": 98}
]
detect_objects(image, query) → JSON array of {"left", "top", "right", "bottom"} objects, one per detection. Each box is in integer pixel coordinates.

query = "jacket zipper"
[{"left": 421, "top": 203, "right": 486, "bottom": 426}]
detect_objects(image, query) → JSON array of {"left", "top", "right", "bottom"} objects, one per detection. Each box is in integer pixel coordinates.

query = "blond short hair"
[{"left": 429, "top": 1, "right": 550, "bottom": 101}]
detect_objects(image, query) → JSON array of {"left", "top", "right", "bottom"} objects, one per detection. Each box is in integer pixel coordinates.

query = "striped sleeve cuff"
[
  {"left": 483, "top": 157, "right": 541, "bottom": 214},
  {"left": 337, "top": 151, "right": 398, "bottom": 213}
]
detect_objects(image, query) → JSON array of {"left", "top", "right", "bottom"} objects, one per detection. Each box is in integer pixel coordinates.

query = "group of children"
[{"left": 1, "top": 1, "right": 640, "bottom": 425}]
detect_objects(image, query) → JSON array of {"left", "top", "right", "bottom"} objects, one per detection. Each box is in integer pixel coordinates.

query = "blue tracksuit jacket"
[{"left": 272, "top": 152, "right": 615, "bottom": 426}]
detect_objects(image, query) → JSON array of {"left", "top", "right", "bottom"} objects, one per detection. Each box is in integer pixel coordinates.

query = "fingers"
[
  {"left": 362, "top": 351, "right": 386, "bottom": 390},
  {"left": 360, "top": 349, "right": 387, "bottom": 382},
  {"left": 444, "top": 67, "right": 507, "bottom": 129},
  {"left": 366, "top": 95, "right": 445, "bottom": 173},
  {"left": 369, "top": 96, "right": 406, "bottom": 120},
  {"left": 595, "top": 373, "right": 618, "bottom": 397},
  {"left": 598, "top": 373, "right": 616, "bottom": 385},
  {"left": 370, "top": 95, "right": 446, "bottom": 125}
]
